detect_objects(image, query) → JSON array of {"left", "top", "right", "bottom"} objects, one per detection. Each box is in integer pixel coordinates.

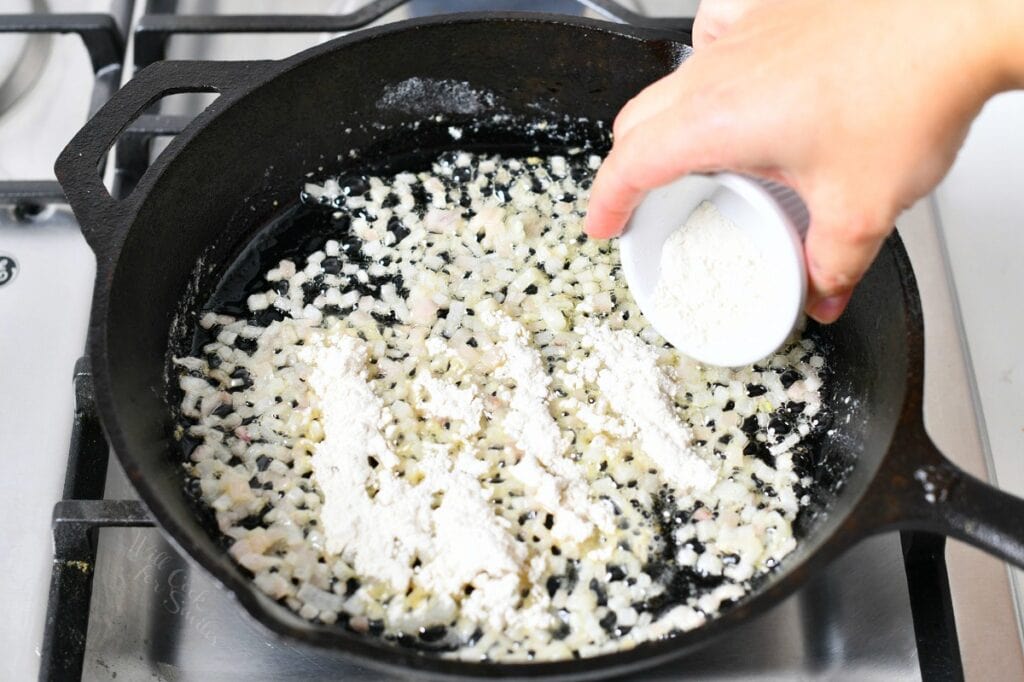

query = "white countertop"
[{"left": 935, "top": 90, "right": 1024, "bottom": 638}]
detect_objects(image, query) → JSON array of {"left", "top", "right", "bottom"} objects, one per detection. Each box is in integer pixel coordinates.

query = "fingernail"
[{"left": 809, "top": 294, "right": 849, "bottom": 324}]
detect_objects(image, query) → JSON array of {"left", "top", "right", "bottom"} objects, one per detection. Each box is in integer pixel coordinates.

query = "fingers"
[
  {"left": 587, "top": 109, "right": 719, "bottom": 238},
  {"left": 614, "top": 0, "right": 780, "bottom": 143},
  {"left": 587, "top": 97, "right": 772, "bottom": 238},
  {"left": 615, "top": 0, "right": 751, "bottom": 146},
  {"left": 615, "top": 0, "right": 755, "bottom": 142},
  {"left": 612, "top": 72, "right": 683, "bottom": 143},
  {"left": 802, "top": 197, "right": 893, "bottom": 323},
  {"left": 693, "top": 0, "right": 728, "bottom": 49},
  {"left": 584, "top": 157, "right": 644, "bottom": 239},
  {"left": 693, "top": 0, "right": 777, "bottom": 49}
]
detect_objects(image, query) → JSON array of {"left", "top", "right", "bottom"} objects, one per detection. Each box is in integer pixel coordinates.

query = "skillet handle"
[
  {"left": 873, "top": 426, "right": 1024, "bottom": 568},
  {"left": 913, "top": 458, "right": 1024, "bottom": 567},
  {"left": 54, "top": 59, "right": 273, "bottom": 265}
]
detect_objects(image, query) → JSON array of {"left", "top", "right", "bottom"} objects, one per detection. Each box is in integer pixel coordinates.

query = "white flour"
[
  {"left": 653, "top": 200, "right": 775, "bottom": 351},
  {"left": 413, "top": 372, "right": 484, "bottom": 439},
  {"left": 487, "top": 311, "right": 615, "bottom": 544},
  {"left": 579, "top": 321, "right": 719, "bottom": 494},
  {"left": 486, "top": 311, "right": 565, "bottom": 467},
  {"left": 304, "top": 335, "right": 526, "bottom": 624}
]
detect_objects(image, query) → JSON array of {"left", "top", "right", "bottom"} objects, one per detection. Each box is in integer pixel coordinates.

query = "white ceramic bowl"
[{"left": 619, "top": 172, "right": 809, "bottom": 367}]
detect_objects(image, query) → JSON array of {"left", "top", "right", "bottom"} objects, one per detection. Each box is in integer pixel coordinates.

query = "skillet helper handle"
[{"left": 54, "top": 60, "right": 272, "bottom": 262}]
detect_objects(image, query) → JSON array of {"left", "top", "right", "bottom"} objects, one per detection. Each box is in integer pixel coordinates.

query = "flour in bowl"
[{"left": 653, "top": 200, "right": 777, "bottom": 355}]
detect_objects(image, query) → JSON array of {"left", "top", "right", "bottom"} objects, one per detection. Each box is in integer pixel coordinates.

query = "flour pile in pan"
[{"left": 174, "top": 150, "right": 828, "bottom": 662}]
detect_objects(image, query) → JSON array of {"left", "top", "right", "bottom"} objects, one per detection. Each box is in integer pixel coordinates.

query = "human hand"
[
  {"left": 691, "top": 0, "right": 776, "bottom": 49},
  {"left": 586, "top": 0, "right": 1024, "bottom": 322}
]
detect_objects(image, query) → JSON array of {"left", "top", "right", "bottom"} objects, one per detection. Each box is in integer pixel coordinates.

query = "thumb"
[{"left": 802, "top": 198, "right": 893, "bottom": 323}]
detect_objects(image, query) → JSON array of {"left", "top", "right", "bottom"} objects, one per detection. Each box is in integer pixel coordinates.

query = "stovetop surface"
[{"left": 2, "top": 0, "right": 1015, "bottom": 680}]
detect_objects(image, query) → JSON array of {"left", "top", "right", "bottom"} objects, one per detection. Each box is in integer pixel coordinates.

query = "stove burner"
[
  {"left": 0, "top": 252, "right": 18, "bottom": 286},
  {"left": 0, "top": 0, "right": 52, "bottom": 117}
]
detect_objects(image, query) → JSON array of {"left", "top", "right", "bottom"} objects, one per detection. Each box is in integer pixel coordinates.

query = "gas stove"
[{"left": 1, "top": 2, "right": 1020, "bottom": 680}]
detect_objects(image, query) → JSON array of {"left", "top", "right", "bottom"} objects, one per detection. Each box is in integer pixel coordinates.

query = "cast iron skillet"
[{"left": 55, "top": 13, "right": 1024, "bottom": 681}]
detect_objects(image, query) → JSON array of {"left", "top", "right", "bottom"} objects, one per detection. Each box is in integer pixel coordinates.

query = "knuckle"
[
  {"left": 604, "top": 141, "right": 641, "bottom": 189},
  {"left": 812, "top": 268, "right": 856, "bottom": 294},
  {"left": 589, "top": 163, "right": 633, "bottom": 209},
  {"left": 611, "top": 110, "right": 627, "bottom": 140},
  {"left": 843, "top": 212, "right": 887, "bottom": 246},
  {"left": 612, "top": 97, "right": 642, "bottom": 140},
  {"left": 811, "top": 198, "right": 890, "bottom": 249}
]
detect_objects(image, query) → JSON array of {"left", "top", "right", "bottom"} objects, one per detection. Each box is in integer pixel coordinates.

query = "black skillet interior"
[{"left": 86, "top": 15, "right": 916, "bottom": 679}]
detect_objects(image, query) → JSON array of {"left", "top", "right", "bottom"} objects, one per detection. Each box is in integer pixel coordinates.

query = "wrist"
[{"left": 983, "top": 0, "right": 1024, "bottom": 92}]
